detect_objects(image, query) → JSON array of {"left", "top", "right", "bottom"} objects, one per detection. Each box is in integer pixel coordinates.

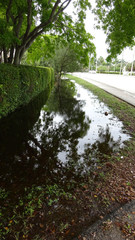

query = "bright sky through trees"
[
  {"left": 66, "top": 0, "right": 135, "bottom": 63},
  {"left": 85, "top": 3, "right": 135, "bottom": 63},
  {"left": 86, "top": 0, "right": 135, "bottom": 63}
]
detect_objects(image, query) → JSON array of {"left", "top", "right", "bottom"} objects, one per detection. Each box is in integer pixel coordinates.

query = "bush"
[
  {"left": 97, "top": 65, "right": 108, "bottom": 73},
  {"left": 96, "top": 71, "right": 120, "bottom": 74},
  {"left": 0, "top": 64, "right": 54, "bottom": 118}
]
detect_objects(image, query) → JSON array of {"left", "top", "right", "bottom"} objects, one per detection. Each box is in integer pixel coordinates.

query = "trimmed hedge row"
[
  {"left": 97, "top": 71, "right": 120, "bottom": 74},
  {"left": 0, "top": 64, "right": 54, "bottom": 119}
]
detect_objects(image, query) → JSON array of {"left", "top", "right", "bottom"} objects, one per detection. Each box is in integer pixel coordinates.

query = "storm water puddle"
[
  {"left": 56, "top": 81, "right": 130, "bottom": 164},
  {"left": 0, "top": 80, "right": 131, "bottom": 239},
  {"left": 0, "top": 79, "right": 130, "bottom": 187}
]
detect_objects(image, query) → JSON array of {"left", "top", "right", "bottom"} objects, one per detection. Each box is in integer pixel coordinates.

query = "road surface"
[{"left": 72, "top": 72, "right": 135, "bottom": 106}]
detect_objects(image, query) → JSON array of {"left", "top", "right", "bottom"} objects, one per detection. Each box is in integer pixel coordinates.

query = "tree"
[
  {"left": 97, "top": 56, "right": 105, "bottom": 66},
  {"left": 22, "top": 35, "right": 58, "bottom": 66},
  {"left": 0, "top": 0, "right": 91, "bottom": 65},
  {"left": 23, "top": 33, "right": 95, "bottom": 79},
  {"left": 48, "top": 45, "right": 85, "bottom": 80},
  {"left": 126, "top": 61, "right": 135, "bottom": 71},
  {"left": 94, "top": 0, "right": 135, "bottom": 60}
]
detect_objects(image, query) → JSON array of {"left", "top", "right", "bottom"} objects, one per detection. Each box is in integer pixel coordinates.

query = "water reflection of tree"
[
  {"left": 44, "top": 80, "right": 77, "bottom": 114},
  {"left": 26, "top": 80, "right": 91, "bottom": 186},
  {"left": 76, "top": 125, "right": 121, "bottom": 175},
  {"left": 0, "top": 88, "right": 50, "bottom": 159},
  {"left": 0, "top": 80, "right": 91, "bottom": 190},
  {"left": 0, "top": 80, "right": 129, "bottom": 240},
  {"left": 0, "top": 80, "right": 123, "bottom": 193},
  {"left": 92, "top": 125, "right": 121, "bottom": 154},
  {"left": 61, "top": 124, "right": 122, "bottom": 180}
]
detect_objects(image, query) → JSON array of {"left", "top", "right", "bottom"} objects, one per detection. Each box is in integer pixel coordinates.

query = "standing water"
[{"left": 0, "top": 80, "right": 130, "bottom": 239}]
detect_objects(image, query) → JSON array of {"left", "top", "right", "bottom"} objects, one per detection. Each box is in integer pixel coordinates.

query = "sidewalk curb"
[{"left": 74, "top": 200, "right": 135, "bottom": 240}]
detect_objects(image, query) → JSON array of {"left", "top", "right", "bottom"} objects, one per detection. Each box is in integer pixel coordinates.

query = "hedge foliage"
[
  {"left": 96, "top": 71, "right": 120, "bottom": 74},
  {"left": 0, "top": 64, "right": 54, "bottom": 119}
]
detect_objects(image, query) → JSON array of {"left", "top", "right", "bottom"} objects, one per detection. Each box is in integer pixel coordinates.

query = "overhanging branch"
[
  {"left": 6, "top": 0, "right": 13, "bottom": 22},
  {"left": 23, "top": 0, "right": 32, "bottom": 41}
]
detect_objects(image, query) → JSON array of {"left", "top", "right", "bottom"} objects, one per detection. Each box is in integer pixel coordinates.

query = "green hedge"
[
  {"left": 97, "top": 71, "right": 120, "bottom": 74},
  {"left": 0, "top": 64, "right": 54, "bottom": 119}
]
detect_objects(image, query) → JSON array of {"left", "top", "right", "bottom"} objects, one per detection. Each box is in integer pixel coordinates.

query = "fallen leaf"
[
  {"left": 65, "top": 229, "right": 70, "bottom": 235},
  {"left": 71, "top": 219, "right": 75, "bottom": 225},
  {"left": 39, "top": 223, "right": 44, "bottom": 228},
  {"left": 111, "top": 197, "right": 115, "bottom": 201},
  {"left": 4, "top": 227, "right": 9, "bottom": 231}
]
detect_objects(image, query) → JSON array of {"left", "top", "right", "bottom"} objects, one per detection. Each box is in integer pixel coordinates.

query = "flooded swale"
[{"left": 0, "top": 80, "right": 130, "bottom": 239}]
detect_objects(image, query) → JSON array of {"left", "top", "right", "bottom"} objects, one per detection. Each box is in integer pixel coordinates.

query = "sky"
[
  {"left": 66, "top": 0, "right": 135, "bottom": 63},
  {"left": 85, "top": 10, "right": 108, "bottom": 60},
  {"left": 85, "top": 4, "right": 135, "bottom": 63}
]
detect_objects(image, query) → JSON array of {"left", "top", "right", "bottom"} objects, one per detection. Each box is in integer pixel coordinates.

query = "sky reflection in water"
[
  {"left": 42, "top": 80, "right": 130, "bottom": 164},
  {"left": 0, "top": 80, "right": 130, "bottom": 188}
]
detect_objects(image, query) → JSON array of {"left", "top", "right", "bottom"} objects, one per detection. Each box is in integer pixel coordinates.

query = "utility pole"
[
  {"left": 89, "top": 54, "right": 91, "bottom": 71},
  {"left": 131, "top": 48, "right": 135, "bottom": 75},
  {"left": 95, "top": 59, "right": 97, "bottom": 72},
  {"left": 120, "top": 52, "right": 124, "bottom": 74}
]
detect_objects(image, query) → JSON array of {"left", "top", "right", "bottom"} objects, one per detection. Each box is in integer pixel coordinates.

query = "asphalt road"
[{"left": 72, "top": 72, "right": 135, "bottom": 106}]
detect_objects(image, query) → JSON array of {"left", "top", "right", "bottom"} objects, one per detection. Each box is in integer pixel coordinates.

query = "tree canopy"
[
  {"left": 23, "top": 32, "right": 95, "bottom": 77},
  {"left": 0, "top": 0, "right": 93, "bottom": 65},
  {"left": 94, "top": 0, "right": 135, "bottom": 60}
]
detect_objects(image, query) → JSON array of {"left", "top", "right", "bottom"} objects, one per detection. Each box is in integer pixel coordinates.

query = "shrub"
[{"left": 0, "top": 64, "right": 54, "bottom": 118}]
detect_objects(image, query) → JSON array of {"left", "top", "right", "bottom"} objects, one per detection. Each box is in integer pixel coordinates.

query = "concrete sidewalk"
[
  {"left": 72, "top": 73, "right": 135, "bottom": 107},
  {"left": 74, "top": 200, "right": 135, "bottom": 240},
  {"left": 84, "top": 78, "right": 135, "bottom": 107}
]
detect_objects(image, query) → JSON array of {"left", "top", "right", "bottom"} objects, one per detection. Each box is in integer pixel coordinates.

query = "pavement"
[
  {"left": 73, "top": 200, "right": 135, "bottom": 240},
  {"left": 72, "top": 73, "right": 135, "bottom": 107}
]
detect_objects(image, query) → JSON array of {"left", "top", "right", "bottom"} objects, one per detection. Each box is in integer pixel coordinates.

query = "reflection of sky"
[
  {"left": 0, "top": 81, "right": 131, "bottom": 188},
  {"left": 53, "top": 82, "right": 130, "bottom": 162},
  {"left": 75, "top": 83, "right": 130, "bottom": 153},
  {"left": 53, "top": 115, "right": 63, "bottom": 126},
  {"left": 27, "top": 81, "right": 130, "bottom": 164},
  {"left": 34, "top": 110, "right": 63, "bottom": 144}
]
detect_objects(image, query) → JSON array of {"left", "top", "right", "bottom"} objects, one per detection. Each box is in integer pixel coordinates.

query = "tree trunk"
[
  {"left": 8, "top": 46, "right": 14, "bottom": 63},
  {"left": 13, "top": 48, "right": 21, "bottom": 65},
  {"left": 0, "top": 51, "right": 2, "bottom": 63},
  {"left": 13, "top": 42, "right": 32, "bottom": 65},
  {"left": 3, "top": 47, "right": 8, "bottom": 63},
  {"left": 19, "top": 46, "right": 27, "bottom": 63}
]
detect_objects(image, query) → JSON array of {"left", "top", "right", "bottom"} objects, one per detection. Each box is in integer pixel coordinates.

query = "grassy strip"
[{"left": 66, "top": 74, "right": 135, "bottom": 137}]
